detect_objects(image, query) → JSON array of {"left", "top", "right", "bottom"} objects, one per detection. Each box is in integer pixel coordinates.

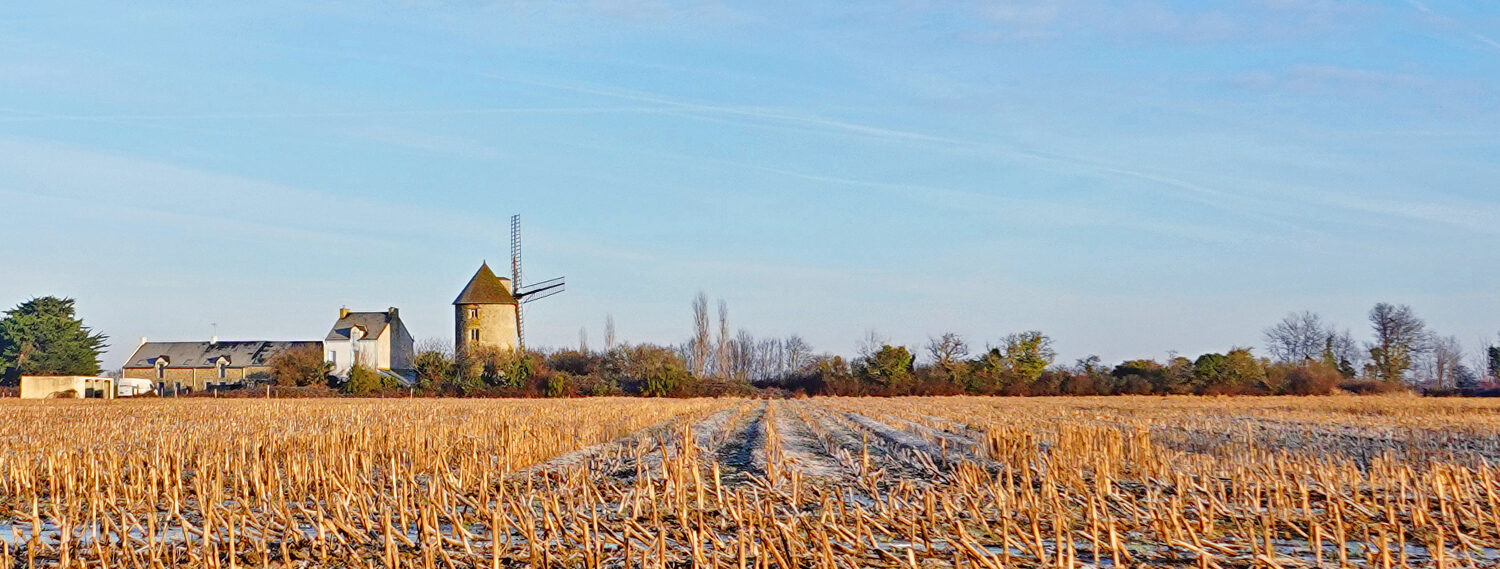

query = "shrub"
[
  {"left": 269, "top": 345, "right": 331, "bottom": 387},
  {"left": 1340, "top": 379, "right": 1410, "bottom": 395},
  {"left": 463, "top": 347, "right": 542, "bottom": 389},
  {"left": 856, "top": 345, "right": 914, "bottom": 394},
  {"left": 540, "top": 370, "right": 574, "bottom": 398},
  {"left": 413, "top": 350, "right": 453, "bottom": 390},
  {"left": 343, "top": 364, "right": 384, "bottom": 395},
  {"left": 547, "top": 350, "right": 599, "bottom": 376},
  {"left": 607, "top": 344, "right": 695, "bottom": 397},
  {"left": 1277, "top": 361, "right": 1343, "bottom": 395}
]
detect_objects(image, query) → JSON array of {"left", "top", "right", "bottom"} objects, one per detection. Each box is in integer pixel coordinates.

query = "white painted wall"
[{"left": 327, "top": 336, "right": 384, "bottom": 376}]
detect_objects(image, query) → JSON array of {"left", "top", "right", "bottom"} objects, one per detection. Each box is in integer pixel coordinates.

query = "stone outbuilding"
[
  {"left": 20, "top": 376, "right": 116, "bottom": 399},
  {"left": 122, "top": 339, "right": 321, "bottom": 393}
]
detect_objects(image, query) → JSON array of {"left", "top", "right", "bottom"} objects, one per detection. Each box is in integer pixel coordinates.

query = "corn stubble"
[{"left": 1, "top": 395, "right": 1498, "bottom": 568}]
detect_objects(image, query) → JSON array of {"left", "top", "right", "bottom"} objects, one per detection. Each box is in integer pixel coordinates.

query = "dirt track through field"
[{"left": 529, "top": 399, "right": 964, "bottom": 493}]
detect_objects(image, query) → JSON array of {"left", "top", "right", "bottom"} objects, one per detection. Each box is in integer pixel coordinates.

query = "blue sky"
[{"left": 2, "top": 1, "right": 1497, "bottom": 368}]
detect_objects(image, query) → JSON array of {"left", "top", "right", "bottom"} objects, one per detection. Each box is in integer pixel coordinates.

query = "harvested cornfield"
[{"left": 1, "top": 396, "right": 1499, "bottom": 568}]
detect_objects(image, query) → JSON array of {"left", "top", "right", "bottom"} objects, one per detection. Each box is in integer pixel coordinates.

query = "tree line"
[
  {"left": 4, "top": 295, "right": 1498, "bottom": 398},
  {"left": 347, "top": 296, "right": 1500, "bottom": 398}
]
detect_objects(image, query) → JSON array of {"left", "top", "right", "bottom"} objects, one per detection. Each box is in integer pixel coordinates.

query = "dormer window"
[{"left": 154, "top": 358, "right": 168, "bottom": 380}]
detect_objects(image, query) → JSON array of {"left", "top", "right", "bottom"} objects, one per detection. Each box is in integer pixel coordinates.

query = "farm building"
[
  {"left": 122, "top": 339, "right": 321, "bottom": 393},
  {"left": 20, "top": 376, "right": 116, "bottom": 399},
  {"left": 324, "top": 307, "right": 414, "bottom": 378}
]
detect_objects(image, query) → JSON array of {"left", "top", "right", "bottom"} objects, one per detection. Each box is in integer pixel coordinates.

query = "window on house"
[
  {"left": 468, "top": 308, "right": 479, "bottom": 318},
  {"left": 328, "top": 352, "right": 337, "bottom": 365},
  {"left": 470, "top": 329, "right": 480, "bottom": 341}
]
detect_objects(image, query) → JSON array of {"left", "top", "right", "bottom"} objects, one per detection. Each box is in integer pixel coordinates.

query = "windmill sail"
[{"left": 508, "top": 215, "right": 565, "bottom": 349}]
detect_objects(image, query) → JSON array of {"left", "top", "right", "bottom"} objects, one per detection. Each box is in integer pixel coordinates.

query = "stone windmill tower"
[
  {"left": 453, "top": 262, "right": 520, "bottom": 355},
  {"left": 453, "top": 216, "right": 565, "bottom": 356}
]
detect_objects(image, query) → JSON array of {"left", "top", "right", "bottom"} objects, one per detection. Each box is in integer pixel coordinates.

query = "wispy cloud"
[
  {"left": 0, "top": 136, "right": 484, "bottom": 248},
  {"left": 1402, "top": 0, "right": 1500, "bottom": 52},
  {"left": 967, "top": 0, "right": 1367, "bottom": 43},
  {"left": 496, "top": 72, "right": 1500, "bottom": 240}
]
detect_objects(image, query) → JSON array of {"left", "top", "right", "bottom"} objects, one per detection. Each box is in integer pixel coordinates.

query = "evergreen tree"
[
  {"left": 1489, "top": 344, "right": 1500, "bottom": 383},
  {"left": 856, "top": 345, "right": 914, "bottom": 393},
  {"left": 0, "top": 297, "right": 108, "bottom": 385}
]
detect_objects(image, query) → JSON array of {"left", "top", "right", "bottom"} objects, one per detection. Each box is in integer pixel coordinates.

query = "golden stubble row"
[{"left": 1, "top": 395, "right": 1498, "bottom": 568}]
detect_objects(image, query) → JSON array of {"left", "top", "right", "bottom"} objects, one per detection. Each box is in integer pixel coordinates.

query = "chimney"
[
  {"left": 388, "top": 307, "right": 399, "bottom": 319},
  {"left": 339, "top": 307, "right": 351, "bottom": 319},
  {"left": 210, "top": 335, "right": 218, "bottom": 346},
  {"left": 139, "top": 337, "right": 148, "bottom": 347}
]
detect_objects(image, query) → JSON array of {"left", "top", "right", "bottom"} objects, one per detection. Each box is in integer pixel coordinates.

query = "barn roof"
[
  {"left": 453, "top": 263, "right": 518, "bottom": 305},
  {"left": 123, "top": 341, "right": 321, "bottom": 369}
]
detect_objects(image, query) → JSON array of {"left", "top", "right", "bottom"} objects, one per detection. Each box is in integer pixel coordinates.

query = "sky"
[{"left": 2, "top": 1, "right": 1497, "bottom": 369}]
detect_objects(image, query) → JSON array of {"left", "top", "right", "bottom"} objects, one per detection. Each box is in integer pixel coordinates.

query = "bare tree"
[
  {"left": 604, "top": 314, "right": 616, "bottom": 352},
  {"left": 858, "top": 329, "right": 888, "bottom": 361},
  {"left": 416, "top": 338, "right": 454, "bottom": 357},
  {"left": 1324, "top": 329, "right": 1362, "bottom": 372},
  {"left": 715, "top": 299, "right": 730, "bottom": 379},
  {"left": 926, "top": 333, "right": 969, "bottom": 368},
  {"left": 690, "top": 292, "right": 710, "bottom": 377},
  {"left": 1264, "top": 311, "right": 1331, "bottom": 363},
  {"left": 1424, "top": 335, "right": 1464, "bottom": 389},
  {"left": 1367, "top": 303, "right": 1431, "bottom": 384},
  {"left": 784, "top": 335, "right": 812, "bottom": 373},
  {"left": 729, "top": 328, "right": 756, "bottom": 383}
]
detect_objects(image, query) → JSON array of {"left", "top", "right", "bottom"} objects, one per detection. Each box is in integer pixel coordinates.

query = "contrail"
[{"left": 0, "top": 106, "right": 660, "bottom": 123}]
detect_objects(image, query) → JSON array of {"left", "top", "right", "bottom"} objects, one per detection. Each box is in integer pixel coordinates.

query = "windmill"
[{"left": 508, "top": 215, "right": 565, "bottom": 348}]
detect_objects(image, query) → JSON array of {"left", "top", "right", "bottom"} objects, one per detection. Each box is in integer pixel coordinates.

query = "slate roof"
[
  {"left": 123, "top": 341, "right": 321, "bottom": 369},
  {"left": 326, "top": 311, "right": 394, "bottom": 341},
  {"left": 453, "top": 263, "right": 518, "bottom": 305}
]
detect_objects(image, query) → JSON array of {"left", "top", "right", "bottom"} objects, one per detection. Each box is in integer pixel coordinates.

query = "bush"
[
  {"left": 1339, "top": 379, "right": 1409, "bottom": 395},
  {"left": 462, "top": 347, "right": 542, "bottom": 389},
  {"left": 540, "top": 370, "right": 574, "bottom": 398},
  {"left": 547, "top": 350, "right": 599, "bottom": 376},
  {"left": 856, "top": 345, "right": 914, "bottom": 394},
  {"left": 343, "top": 364, "right": 387, "bottom": 395},
  {"left": 607, "top": 344, "right": 695, "bottom": 397},
  {"left": 413, "top": 350, "right": 453, "bottom": 390},
  {"left": 1276, "top": 361, "right": 1343, "bottom": 395},
  {"left": 270, "top": 345, "right": 331, "bottom": 387},
  {"left": 574, "top": 374, "right": 622, "bottom": 396}
]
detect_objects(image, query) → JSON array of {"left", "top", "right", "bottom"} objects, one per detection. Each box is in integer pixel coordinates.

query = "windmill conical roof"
[{"left": 453, "top": 263, "right": 518, "bottom": 305}]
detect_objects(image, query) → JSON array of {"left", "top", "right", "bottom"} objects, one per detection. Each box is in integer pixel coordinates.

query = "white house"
[{"left": 324, "top": 307, "right": 414, "bottom": 379}]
